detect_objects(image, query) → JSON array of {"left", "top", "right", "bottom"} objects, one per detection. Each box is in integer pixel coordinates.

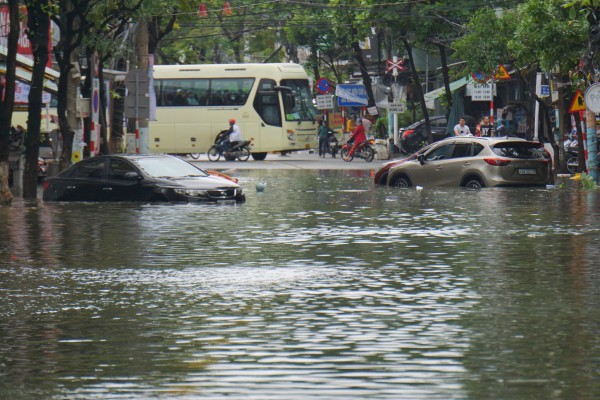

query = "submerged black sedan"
[{"left": 43, "top": 154, "right": 245, "bottom": 203}]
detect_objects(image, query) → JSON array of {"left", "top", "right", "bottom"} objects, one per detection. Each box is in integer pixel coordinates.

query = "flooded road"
[{"left": 1, "top": 170, "right": 600, "bottom": 399}]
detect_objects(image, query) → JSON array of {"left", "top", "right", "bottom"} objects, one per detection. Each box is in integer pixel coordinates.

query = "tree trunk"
[
  {"left": 436, "top": 44, "right": 453, "bottom": 120},
  {"left": 351, "top": 40, "right": 377, "bottom": 114},
  {"left": 110, "top": 58, "right": 126, "bottom": 153},
  {"left": 23, "top": 1, "right": 50, "bottom": 199},
  {"left": 403, "top": 38, "right": 431, "bottom": 142},
  {"left": 0, "top": 1, "right": 19, "bottom": 204}
]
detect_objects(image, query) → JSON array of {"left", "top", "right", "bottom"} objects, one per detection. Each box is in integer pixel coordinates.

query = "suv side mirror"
[{"left": 417, "top": 154, "right": 425, "bottom": 165}]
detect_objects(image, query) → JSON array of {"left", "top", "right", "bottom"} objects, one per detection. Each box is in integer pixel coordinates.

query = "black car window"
[
  {"left": 492, "top": 143, "right": 544, "bottom": 159},
  {"left": 108, "top": 159, "right": 137, "bottom": 180},
  {"left": 425, "top": 144, "right": 453, "bottom": 161},
  {"left": 432, "top": 118, "right": 447, "bottom": 128},
  {"left": 451, "top": 143, "right": 472, "bottom": 158},
  {"left": 70, "top": 159, "right": 106, "bottom": 179}
]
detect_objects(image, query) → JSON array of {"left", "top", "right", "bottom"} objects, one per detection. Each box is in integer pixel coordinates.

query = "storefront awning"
[{"left": 424, "top": 76, "right": 470, "bottom": 109}]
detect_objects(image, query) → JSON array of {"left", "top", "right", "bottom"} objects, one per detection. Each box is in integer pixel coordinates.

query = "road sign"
[
  {"left": 316, "top": 78, "right": 332, "bottom": 94},
  {"left": 471, "top": 72, "right": 489, "bottom": 83},
  {"left": 494, "top": 65, "right": 510, "bottom": 80},
  {"left": 584, "top": 84, "right": 600, "bottom": 113},
  {"left": 336, "top": 84, "right": 368, "bottom": 107},
  {"left": 316, "top": 94, "right": 334, "bottom": 110},
  {"left": 471, "top": 82, "right": 494, "bottom": 101},
  {"left": 386, "top": 58, "right": 407, "bottom": 74},
  {"left": 389, "top": 102, "right": 405, "bottom": 113},
  {"left": 569, "top": 89, "right": 586, "bottom": 113},
  {"left": 125, "top": 68, "right": 150, "bottom": 119}
]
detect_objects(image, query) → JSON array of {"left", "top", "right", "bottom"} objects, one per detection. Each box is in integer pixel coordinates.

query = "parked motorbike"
[
  {"left": 327, "top": 130, "right": 339, "bottom": 158},
  {"left": 340, "top": 139, "right": 375, "bottom": 162},
  {"left": 207, "top": 129, "right": 252, "bottom": 162}
]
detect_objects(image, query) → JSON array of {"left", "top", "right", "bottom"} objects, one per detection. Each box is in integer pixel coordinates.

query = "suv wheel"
[
  {"left": 390, "top": 175, "right": 411, "bottom": 188},
  {"left": 463, "top": 178, "right": 483, "bottom": 190}
]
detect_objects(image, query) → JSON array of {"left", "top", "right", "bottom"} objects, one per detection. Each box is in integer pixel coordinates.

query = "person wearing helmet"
[{"left": 223, "top": 118, "right": 242, "bottom": 152}]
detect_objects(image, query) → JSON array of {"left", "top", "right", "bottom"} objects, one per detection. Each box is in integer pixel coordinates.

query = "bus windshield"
[{"left": 281, "top": 79, "right": 316, "bottom": 122}]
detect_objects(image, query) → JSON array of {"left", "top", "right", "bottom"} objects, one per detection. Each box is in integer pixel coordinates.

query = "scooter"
[
  {"left": 207, "top": 130, "right": 252, "bottom": 162},
  {"left": 327, "top": 130, "right": 339, "bottom": 158},
  {"left": 340, "top": 138, "right": 375, "bottom": 162}
]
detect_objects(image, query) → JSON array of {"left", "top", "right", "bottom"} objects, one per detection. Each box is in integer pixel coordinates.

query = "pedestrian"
[
  {"left": 318, "top": 120, "right": 330, "bottom": 157},
  {"left": 345, "top": 113, "right": 356, "bottom": 133},
  {"left": 453, "top": 117, "right": 471, "bottom": 136},
  {"left": 476, "top": 116, "right": 493, "bottom": 137},
  {"left": 496, "top": 120, "right": 508, "bottom": 137}
]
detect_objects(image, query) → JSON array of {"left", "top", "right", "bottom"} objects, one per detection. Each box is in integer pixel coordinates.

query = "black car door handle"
[{"left": 102, "top": 187, "right": 113, "bottom": 191}]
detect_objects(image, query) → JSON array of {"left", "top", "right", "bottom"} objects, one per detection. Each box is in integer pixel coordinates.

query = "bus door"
[{"left": 253, "top": 79, "right": 284, "bottom": 152}]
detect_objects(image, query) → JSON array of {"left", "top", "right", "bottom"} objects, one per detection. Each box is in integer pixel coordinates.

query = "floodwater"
[{"left": 1, "top": 170, "right": 599, "bottom": 399}]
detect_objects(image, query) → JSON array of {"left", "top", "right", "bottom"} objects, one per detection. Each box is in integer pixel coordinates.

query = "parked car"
[
  {"left": 43, "top": 154, "right": 245, "bottom": 203},
  {"left": 399, "top": 115, "right": 476, "bottom": 154},
  {"left": 376, "top": 137, "right": 550, "bottom": 189}
]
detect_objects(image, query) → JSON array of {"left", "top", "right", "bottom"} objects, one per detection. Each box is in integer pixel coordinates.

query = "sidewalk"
[{"left": 187, "top": 151, "right": 395, "bottom": 171}]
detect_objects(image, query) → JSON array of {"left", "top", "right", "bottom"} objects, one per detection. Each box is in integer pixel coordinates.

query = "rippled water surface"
[{"left": 1, "top": 170, "right": 600, "bottom": 399}]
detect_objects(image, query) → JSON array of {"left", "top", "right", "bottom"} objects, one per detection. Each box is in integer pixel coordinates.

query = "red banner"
[{"left": 0, "top": 5, "right": 53, "bottom": 68}]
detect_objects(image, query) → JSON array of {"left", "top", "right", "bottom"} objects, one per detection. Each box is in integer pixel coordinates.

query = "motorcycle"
[
  {"left": 207, "top": 129, "right": 252, "bottom": 162},
  {"left": 564, "top": 130, "right": 579, "bottom": 174},
  {"left": 340, "top": 138, "right": 375, "bottom": 162},
  {"left": 326, "top": 130, "right": 339, "bottom": 158},
  {"left": 38, "top": 158, "right": 48, "bottom": 183}
]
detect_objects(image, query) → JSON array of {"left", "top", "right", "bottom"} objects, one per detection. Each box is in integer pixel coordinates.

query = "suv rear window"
[{"left": 492, "top": 142, "right": 545, "bottom": 159}]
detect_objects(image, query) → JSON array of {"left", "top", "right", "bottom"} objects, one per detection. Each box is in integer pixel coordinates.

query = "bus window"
[
  {"left": 155, "top": 78, "right": 254, "bottom": 107},
  {"left": 253, "top": 79, "right": 282, "bottom": 127},
  {"left": 156, "top": 79, "right": 209, "bottom": 106},
  {"left": 281, "top": 79, "right": 316, "bottom": 122},
  {"left": 208, "top": 78, "right": 254, "bottom": 106}
]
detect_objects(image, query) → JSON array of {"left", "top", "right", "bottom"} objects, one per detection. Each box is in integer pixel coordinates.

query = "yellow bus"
[{"left": 150, "top": 63, "right": 318, "bottom": 160}]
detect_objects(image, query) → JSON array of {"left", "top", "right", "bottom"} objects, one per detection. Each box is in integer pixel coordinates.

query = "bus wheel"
[
  {"left": 207, "top": 146, "right": 221, "bottom": 162},
  {"left": 238, "top": 146, "right": 251, "bottom": 162},
  {"left": 251, "top": 152, "right": 267, "bottom": 161}
]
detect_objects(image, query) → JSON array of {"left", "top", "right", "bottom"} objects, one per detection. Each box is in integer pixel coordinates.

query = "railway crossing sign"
[{"left": 386, "top": 57, "right": 407, "bottom": 76}]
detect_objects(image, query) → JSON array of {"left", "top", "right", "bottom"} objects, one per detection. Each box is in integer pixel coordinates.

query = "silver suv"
[{"left": 378, "top": 137, "right": 550, "bottom": 189}]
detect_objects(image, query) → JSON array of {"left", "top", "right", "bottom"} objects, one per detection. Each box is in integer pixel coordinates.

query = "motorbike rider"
[
  {"left": 347, "top": 118, "right": 367, "bottom": 158},
  {"left": 224, "top": 118, "right": 242, "bottom": 152}
]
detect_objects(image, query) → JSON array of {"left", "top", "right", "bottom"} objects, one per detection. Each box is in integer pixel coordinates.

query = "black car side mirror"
[
  {"left": 417, "top": 154, "right": 425, "bottom": 165},
  {"left": 123, "top": 171, "right": 140, "bottom": 180}
]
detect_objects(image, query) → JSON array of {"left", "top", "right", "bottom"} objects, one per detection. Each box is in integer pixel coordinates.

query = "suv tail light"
[
  {"left": 484, "top": 158, "right": 511, "bottom": 166},
  {"left": 402, "top": 129, "right": 414, "bottom": 139}
]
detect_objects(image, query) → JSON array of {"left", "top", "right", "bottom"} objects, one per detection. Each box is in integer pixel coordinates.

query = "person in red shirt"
[{"left": 347, "top": 118, "right": 367, "bottom": 158}]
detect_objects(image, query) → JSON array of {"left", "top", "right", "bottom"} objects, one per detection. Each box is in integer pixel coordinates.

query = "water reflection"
[{"left": 1, "top": 171, "right": 599, "bottom": 399}]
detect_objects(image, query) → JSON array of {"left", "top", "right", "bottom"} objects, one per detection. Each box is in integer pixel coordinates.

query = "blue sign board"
[
  {"left": 336, "top": 84, "right": 368, "bottom": 107},
  {"left": 541, "top": 85, "right": 550, "bottom": 96}
]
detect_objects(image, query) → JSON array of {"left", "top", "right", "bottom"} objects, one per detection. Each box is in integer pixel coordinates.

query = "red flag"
[
  {"left": 223, "top": 2, "right": 232, "bottom": 15},
  {"left": 198, "top": 3, "right": 207, "bottom": 17}
]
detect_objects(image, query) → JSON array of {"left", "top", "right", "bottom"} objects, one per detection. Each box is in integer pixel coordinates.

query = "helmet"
[{"left": 229, "top": 118, "right": 236, "bottom": 124}]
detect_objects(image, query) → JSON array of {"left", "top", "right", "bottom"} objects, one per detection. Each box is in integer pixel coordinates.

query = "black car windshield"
[{"left": 133, "top": 157, "right": 209, "bottom": 178}]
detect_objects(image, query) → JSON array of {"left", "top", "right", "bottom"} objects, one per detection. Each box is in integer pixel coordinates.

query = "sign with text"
[
  {"left": 336, "top": 84, "right": 368, "bottom": 106},
  {"left": 389, "top": 102, "right": 405, "bottom": 113},
  {"left": 469, "top": 82, "right": 495, "bottom": 101},
  {"left": 316, "top": 94, "right": 334, "bottom": 110}
]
